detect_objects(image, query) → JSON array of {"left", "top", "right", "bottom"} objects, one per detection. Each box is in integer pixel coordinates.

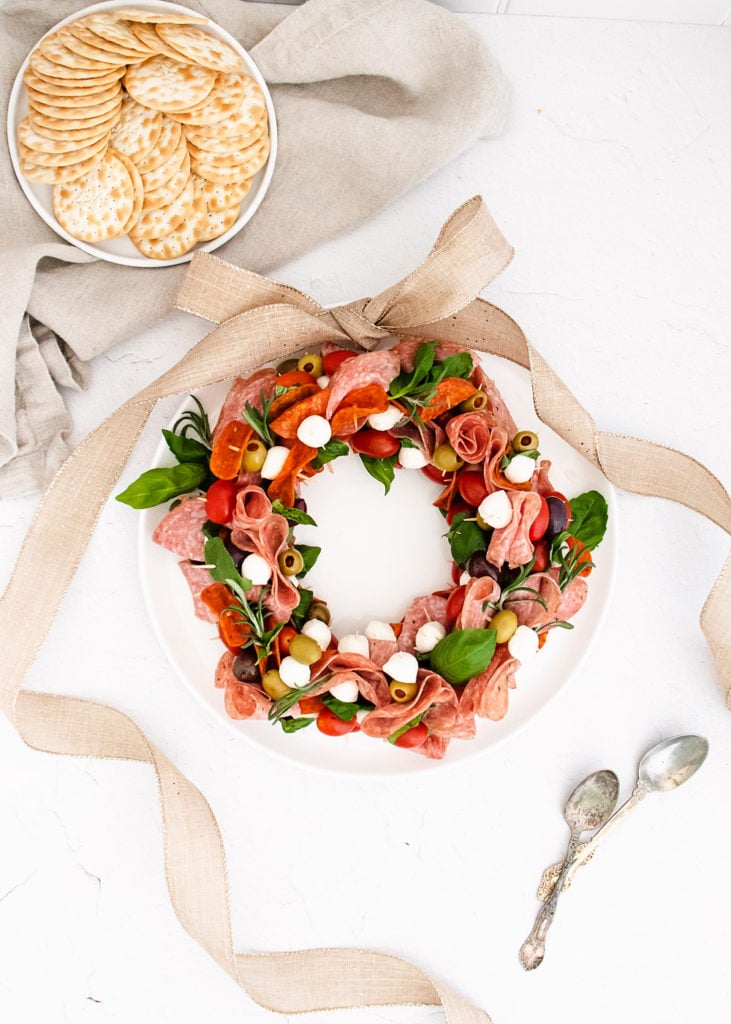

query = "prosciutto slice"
[
  {"left": 397, "top": 595, "right": 449, "bottom": 652},
  {"left": 457, "top": 576, "right": 500, "bottom": 630},
  {"left": 152, "top": 497, "right": 208, "bottom": 561},
  {"left": 481, "top": 428, "right": 510, "bottom": 494},
  {"left": 360, "top": 669, "right": 458, "bottom": 739},
  {"left": 487, "top": 491, "right": 543, "bottom": 569},
  {"left": 506, "top": 572, "right": 562, "bottom": 630},
  {"left": 229, "top": 485, "right": 300, "bottom": 621},
  {"left": 460, "top": 646, "right": 520, "bottom": 721},
  {"left": 446, "top": 411, "right": 493, "bottom": 464},
  {"left": 471, "top": 364, "right": 517, "bottom": 436},
  {"left": 178, "top": 560, "right": 217, "bottom": 622},
  {"left": 215, "top": 652, "right": 271, "bottom": 720},
  {"left": 326, "top": 350, "right": 401, "bottom": 418}
]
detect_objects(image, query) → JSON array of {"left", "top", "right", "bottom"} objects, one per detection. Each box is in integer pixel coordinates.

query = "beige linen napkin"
[{"left": 0, "top": 0, "right": 509, "bottom": 498}]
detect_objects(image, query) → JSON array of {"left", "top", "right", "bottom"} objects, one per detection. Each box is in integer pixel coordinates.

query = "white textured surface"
[{"left": 2, "top": 12, "right": 731, "bottom": 1024}]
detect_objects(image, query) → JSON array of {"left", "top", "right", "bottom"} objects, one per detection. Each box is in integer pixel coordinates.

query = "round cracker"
[
  {"left": 82, "top": 13, "right": 155, "bottom": 52},
  {"left": 140, "top": 132, "right": 187, "bottom": 191},
  {"left": 181, "top": 78, "right": 266, "bottom": 141},
  {"left": 108, "top": 96, "right": 163, "bottom": 163},
  {"left": 24, "top": 65, "right": 125, "bottom": 93},
  {"left": 190, "top": 136, "right": 269, "bottom": 183},
  {"left": 26, "top": 81, "right": 121, "bottom": 110},
  {"left": 17, "top": 117, "right": 107, "bottom": 155},
  {"left": 124, "top": 56, "right": 216, "bottom": 113},
  {"left": 38, "top": 33, "right": 116, "bottom": 71},
  {"left": 187, "top": 133, "right": 268, "bottom": 170},
  {"left": 113, "top": 150, "right": 145, "bottom": 234},
  {"left": 53, "top": 148, "right": 136, "bottom": 242},
  {"left": 185, "top": 114, "right": 266, "bottom": 155},
  {"left": 25, "top": 113, "right": 115, "bottom": 142},
  {"left": 58, "top": 25, "right": 148, "bottom": 65},
  {"left": 197, "top": 201, "right": 240, "bottom": 243},
  {"left": 129, "top": 22, "right": 196, "bottom": 62},
  {"left": 19, "top": 132, "right": 109, "bottom": 168},
  {"left": 131, "top": 173, "right": 195, "bottom": 240},
  {"left": 131, "top": 177, "right": 208, "bottom": 260},
  {"left": 29, "top": 102, "right": 121, "bottom": 134},
  {"left": 21, "top": 148, "right": 105, "bottom": 184},
  {"left": 196, "top": 174, "right": 252, "bottom": 213},
  {"left": 141, "top": 152, "right": 191, "bottom": 212},
  {"left": 114, "top": 9, "right": 208, "bottom": 25},
  {"left": 156, "top": 24, "right": 244, "bottom": 74},
  {"left": 135, "top": 116, "right": 182, "bottom": 172},
  {"left": 30, "top": 90, "right": 122, "bottom": 122},
  {"left": 167, "top": 72, "right": 246, "bottom": 127},
  {"left": 30, "top": 49, "right": 121, "bottom": 81}
]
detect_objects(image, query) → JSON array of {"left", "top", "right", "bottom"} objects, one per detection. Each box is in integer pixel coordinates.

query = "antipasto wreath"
[{"left": 119, "top": 338, "right": 608, "bottom": 759}]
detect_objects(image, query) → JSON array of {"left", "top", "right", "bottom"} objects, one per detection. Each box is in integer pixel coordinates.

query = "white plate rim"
[
  {"left": 6, "top": 0, "right": 277, "bottom": 268},
  {"left": 137, "top": 350, "right": 618, "bottom": 779}
]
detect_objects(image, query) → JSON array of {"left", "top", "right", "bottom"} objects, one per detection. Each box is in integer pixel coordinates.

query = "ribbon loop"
[{"left": 326, "top": 297, "right": 391, "bottom": 349}]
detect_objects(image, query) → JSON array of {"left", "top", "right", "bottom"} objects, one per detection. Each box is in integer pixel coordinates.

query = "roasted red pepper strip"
[
  {"left": 419, "top": 378, "right": 476, "bottom": 423},
  {"left": 209, "top": 421, "right": 252, "bottom": 480},
  {"left": 269, "top": 382, "right": 321, "bottom": 420},
  {"left": 330, "top": 384, "right": 390, "bottom": 436},
  {"left": 219, "top": 608, "right": 252, "bottom": 649},
  {"left": 276, "top": 371, "right": 316, "bottom": 388},
  {"left": 200, "top": 582, "right": 236, "bottom": 617},
  {"left": 267, "top": 440, "right": 319, "bottom": 507},
  {"left": 433, "top": 471, "right": 460, "bottom": 511},
  {"left": 269, "top": 388, "right": 330, "bottom": 439}
]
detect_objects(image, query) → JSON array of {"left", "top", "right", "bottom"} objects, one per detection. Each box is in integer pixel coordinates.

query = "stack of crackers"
[{"left": 16, "top": 6, "right": 270, "bottom": 261}]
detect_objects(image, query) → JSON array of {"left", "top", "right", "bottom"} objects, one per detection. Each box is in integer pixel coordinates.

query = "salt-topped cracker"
[
  {"left": 124, "top": 56, "right": 216, "bottom": 113},
  {"left": 38, "top": 34, "right": 115, "bottom": 72},
  {"left": 21, "top": 148, "right": 106, "bottom": 185},
  {"left": 139, "top": 131, "right": 188, "bottom": 192},
  {"left": 168, "top": 72, "right": 246, "bottom": 127},
  {"left": 109, "top": 96, "right": 163, "bottom": 163},
  {"left": 29, "top": 104, "right": 121, "bottom": 134},
  {"left": 114, "top": 150, "right": 145, "bottom": 234},
  {"left": 25, "top": 65, "right": 125, "bottom": 92},
  {"left": 181, "top": 77, "right": 266, "bottom": 142},
  {"left": 141, "top": 151, "right": 191, "bottom": 212},
  {"left": 18, "top": 117, "right": 107, "bottom": 155},
  {"left": 156, "top": 24, "right": 244, "bottom": 74},
  {"left": 83, "top": 13, "right": 154, "bottom": 52},
  {"left": 196, "top": 174, "right": 252, "bottom": 213},
  {"left": 30, "top": 91, "right": 122, "bottom": 122},
  {"left": 188, "top": 133, "right": 268, "bottom": 171},
  {"left": 114, "top": 9, "right": 208, "bottom": 25},
  {"left": 53, "top": 148, "right": 136, "bottom": 242},
  {"left": 131, "top": 175, "right": 208, "bottom": 260},
  {"left": 131, "top": 173, "right": 195, "bottom": 240},
  {"left": 59, "top": 25, "right": 149, "bottom": 65},
  {"left": 191, "top": 136, "right": 269, "bottom": 184},
  {"left": 185, "top": 114, "right": 267, "bottom": 156},
  {"left": 135, "top": 116, "right": 182, "bottom": 172},
  {"left": 30, "top": 49, "right": 122, "bottom": 81},
  {"left": 19, "top": 132, "right": 108, "bottom": 168},
  {"left": 25, "top": 80, "right": 121, "bottom": 110},
  {"left": 197, "top": 201, "right": 240, "bottom": 242}
]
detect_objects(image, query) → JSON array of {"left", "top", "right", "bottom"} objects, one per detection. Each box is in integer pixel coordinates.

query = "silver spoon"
[
  {"left": 537, "top": 735, "right": 709, "bottom": 901},
  {"left": 519, "top": 768, "right": 619, "bottom": 971}
]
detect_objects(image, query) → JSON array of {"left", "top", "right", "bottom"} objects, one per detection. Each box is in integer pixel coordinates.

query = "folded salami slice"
[
  {"left": 506, "top": 572, "right": 562, "bottom": 630},
  {"left": 211, "top": 368, "right": 277, "bottom": 442},
  {"left": 397, "top": 595, "right": 449, "bottom": 652},
  {"left": 311, "top": 651, "right": 391, "bottom": 706},
  {"left": 446, "top": 410, "right": 493, "bottom": 464},
  {"left": 215, "top": 652, "right": 272, "bottom": 720},
  {"left": 556, "top": 575, "right": 588, "bottom": 621},
  {"left": 457, "top": 576, "right": 500, "bottom": 630},
  {"left": 325, "top": 349, "right": 400, "bottom": 418},
  {"left": 152, "top": 497, "right": 208, "bottom": 561},
  {"left": 487, "top": 490, "right": 543, "bottom": 569},
  {"left": 178, "top": 560, "right": 218, "bottom": 622},
  {"left": 360, "top": 669, "right": 458, "bottom": 739},
  {"left": 229, "top": 484, "right": 300, "bottom": 620},
  {"left": 459, "top": 646, "right": 520, "bottom": 721},
  {"left": 471, "top": 363, "right": 517, "bottom": 436}
]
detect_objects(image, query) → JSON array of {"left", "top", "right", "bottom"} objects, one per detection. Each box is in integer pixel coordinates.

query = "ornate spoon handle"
[{"left": 519, "top": 831, "right": 581, "bottom": 970}]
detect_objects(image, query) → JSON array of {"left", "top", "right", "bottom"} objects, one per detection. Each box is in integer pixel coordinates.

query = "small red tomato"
[
  {"left": 350, "top": 429, "right": 400, "bottom": 459},
  {"left": 446, "top": 584, "right": 466, "bottom": 623},
  {"left": 446, "top": 499, "right": 472, "bottom": 525},
  {"left": 205, "top": 479, "right": 238, "bottom": 524},
  {"left": 545, "top": 490, "right": 572, "bottom": 524},
  {"left": 451, "top": 562, "right": 463, "bottom": 585},
  {"left": 317, "top": 708, "right": 356, "bottom": 736},
  {"left": 457, "top": 469, "right": 488, "bottom": 507},
  {"left": 532, "top": 538, "right": 550, "bottom": 573},
  {"left": 528, "top": 496, "right": 550, "bottom": 541},
  {"left": 275, "top": 625, "right": 297, "bottom": 662},
  {"left": 394, "top": 723, "right": 429, "bottom": 749},
  {"left": 322, "top": 349, "right": 358, "bottom": 376},
  {"left": 421, "top": 464, "right": 449, "bottom": 484}
]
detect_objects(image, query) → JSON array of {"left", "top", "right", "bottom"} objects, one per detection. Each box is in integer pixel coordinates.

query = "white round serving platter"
[
  {"left": 138, "top": 350, "right": 618, "bottom": 777},
  {"left": 6, "top": 0, "right": 277, "bottom": 268}
]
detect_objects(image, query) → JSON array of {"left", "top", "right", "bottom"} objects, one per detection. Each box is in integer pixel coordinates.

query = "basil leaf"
[
  {"left": 201, "top": 519, "right": 222, "bottom": 539},
  {"left": 312, "top": 439, "right": 349, "bottom": 469},
  {"left": 294, "top": 544, "right": 321, "bottom": 576},
  {"left": 280, "top": 716, "right": 315, "bottom": 733},
  {"left": 204, "top": 536, "right": 251, "bottom": 591},
  {"left": 387, "top": 709, "right": 429, "bottom": 744},
  {"left": 161, "top": 429, "right": 210, "bottom": 466},
  {"left": 429, "top": 628, "right": 497, "bottom": 685},
  {"left": 271, "top": 500, "right": 317, "bottom": 527},
  {"left": 400, "top": 437, "right": 417, "bottom": 449},
  {"left": 321, "top": 695, "right": 374, "bottom": 722},
  {"left": 437, "top": 351, "right": 473, "bottom": 380},
  {"left": 411, "top": 341, "right": 437, "bottom": 386},
  {"left": 359, "top": 453, "right": 397, "bottom": 494},
  {"left": 291, "top": 588, "right": 314, "bottom": 629},
  {"left": 116, "top": 464, "right": 207, "bottom": 509},
  {"left": 567, "top": 490, "right": 609, "bottom": 551},
  {"left": 445, "top": 513, "right": 489, "bottom": 566}
]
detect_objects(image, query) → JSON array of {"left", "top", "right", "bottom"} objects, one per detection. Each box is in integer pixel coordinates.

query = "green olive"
[
  {"left": 490, "top": 609, "right": 519, "bottom": 644},
  {"left": 512, "top": 430, "right": 539, "bottom": 453},
  {"left": 262, "top": 669, "right": 291, "bottom": 699},
  {"left": 389, "top": 680, "right": 418, "bottom": 703},
  {"left": 297, "top": 353, "right": 323, "bottom": 377},
  {"left": 277, "top": 358, "right": 299, "bottom": 374},
  {"left": 242, "top": 438, "right": 267, "bottom": 472},
  {"left": 433, "top": 444, "right": 464, "bottom": 473},
  {"left": 289, "top": 634, "right": 322, "bottom": 665},
  {"left": 278, "top": 548, "right": 304, "bottom": 576},
  {"left": 307, "top": 601, "right": 331, "bottom": 625},
  {"left": 476, "top": 512, "right": 489, "bottom": 530},
  {"left": 459, "top": 391, "right": 488, "bottom": 413}
]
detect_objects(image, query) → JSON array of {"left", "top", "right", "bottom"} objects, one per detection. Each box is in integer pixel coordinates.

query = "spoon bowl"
[
  {"left": 565, "top": 769, "right": 620, "bottom": 831},
  {"left": 638, "top": 735, "right": 709, "bottom": 792}
]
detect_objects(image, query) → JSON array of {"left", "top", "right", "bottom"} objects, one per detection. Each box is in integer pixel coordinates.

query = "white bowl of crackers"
[{"left": 6, "top": 1, "right": 276, "bottom": 266}]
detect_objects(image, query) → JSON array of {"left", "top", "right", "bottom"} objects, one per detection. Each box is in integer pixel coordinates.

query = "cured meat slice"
[
  {"left": 446, "top": 411, "right": 493, "bottom": 464},
  {"left": 487, "top": 491, "right": 543, "bottom": 569},
  {"left": 481, "top": 428, "right": 510, "bottom": 494},
  {"left": 178, "top": 560, "right": 216, "bottom": 622},
  {"left": 532, "top": 459, "right": 555, "bottom": 497},
  {"left": 368, "top": 637, "right": 399, "bottom": 668},
  {"left": 391, "top": 417, "right": 445, "bottom": 459},
  {"left": 230, "top": 484, "right": 271, "bottom": 543},
  {"left": 229, "top": 485, "right": 300, "bottom": 620},
  {"left": 457, "top": 576, "right": 500, "bottom": 630},
  {"left": 311, "top": 651, "right": 391, "bottom": 706},
  {"left": 326, "top": 349, "right": 401, "bottom": 418},
  {"left": 215, "top": 651, "right": 272, "bottom": 720},
  {"left": 152, "top": 496, "right": 207, "bottom": 561},
  {"left": 506, "top": 572, "right": 562, "bottom": 630},
  {"left": 460, "top": 646, "right": 519, "bottom": 721},
  {"left": 397, "top": 595, "right": 449, "bottom": 652},
  {"left": 471, "top": 364, "right": 517, "bottom": 436},
  {"left": 556, "top": 576, "right": 588, "bottom": 621},
  {"left": 417, "top": 734, "right": 450, "bottom": 759},
  {"left": 392, "top": 336, "right": 467, "bottom": 372},
  {"left": 267, "top": 440, "right": 318, "bottom": 508},
  {"left": 360, "top": 670, "right": 458, "bottom": 739},
  {"left": 330, "top": 384, "right": 390, "bottom": 436},
  {"left": 212, "top": 368, "right": 276, "bottom": 441}
]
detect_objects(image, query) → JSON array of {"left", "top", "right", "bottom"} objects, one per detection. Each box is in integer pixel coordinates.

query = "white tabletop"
[{"left": 1, "top": 11, "right": 730, "bottom": 1024}]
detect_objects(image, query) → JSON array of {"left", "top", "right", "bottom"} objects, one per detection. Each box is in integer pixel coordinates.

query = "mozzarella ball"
[
  {"left": 414, "top": 620, "right": 446, "bottom": 654},
  {"left": 279, "top": 656, "right": 311, "bottom": 688},
  {"left": 301, "top": 619, "right": 332, "bottom": 649},
  {"left": 365, "top": 620, "right": 396, "bottom": 642},
  {"left": 382, "top": 651, "right": 419, "bottom": 684},
  {"left": 477, "top": 490, "right": 513, "bottom": 529},
  {"left": 261, "top": 445, "right": 290, "bottom": 480},
  {"left": 398, "top": 446, "right": 428, "bottom": 469},
  {"left": 329, "top": 679, "right": 360, "bottom": 703},
  {"left": 338, "top": 633, "right": 370, "bottom": 658},
  {"left": 459, "top": 570, "right": 471, "bottom": 585},
  {"left": 507, "top": 624, "right": 539, "bottom": 662},
  {"left": 504, "top": 454, "right": 536, "bottom": 485},
  {"left": 297, "top": 415, "right": 332, "bottom": 448},
  {"left": 241, "top": 553, "right": 272, "bottom": 585},
  {"left": 316, "top": 375, "right": 330, "bottom": 389},
  {"left": 368, "top": 405, "right": 403, "bottom": 431}
]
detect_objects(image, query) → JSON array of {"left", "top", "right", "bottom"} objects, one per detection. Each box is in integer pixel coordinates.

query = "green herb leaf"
[
  {"left": 400, "top": 437, "right": 417, "bottom": 449},
  {"left": 567, "top": 490, "right": 609, "bottom": 551},
  {"left": 279, "top": 716, "right": 315, "bottom": 733},
  {"left": 161, "top": 429, "right": 210, "bottom": 466},
  {"left": 271, "top": 499, "right": 317, "bottom": 527},
  {"left": 294, "top": 544, "right": 321, "bottom": 576},
  {"left": 359, "top": 453, "right": 397, "bottom": 494},
  {"left": 172, "top": 396, "right": 212, "bottom": 447},
  {"left": 321, "top": 694, "right": 374, "bottom": 722},
  {"left": 291, "top": 588, "right": 314, "bottom": 629},
  {"left": 387, "top": 709, "right": 429, "bottom": 744},
  {"left": 311, "top": 439, "right": 349, "bottom": 469},
  {"left": 411, "top": 341, "right": 437, "bottom": 386},
  {"left": 429, "top": 628, "right": 497, "bottom": 685},
  {"left": 116, "top": 463, "right": 207, "bottom": 509},
  {"left": 204, "top": 537, "right": 251, "bottom": 591},
  {"left": 444, "top": 512, "right": 489, "bottom": 567},
  {"left": 242, "top": 392, "right": 276, "bottom": 447},
  {"left": 201, "top": 520, "right": 222, "bottom": 539},
  {"left": 437, "top": 351, "right": 473, "bottom": 380}
]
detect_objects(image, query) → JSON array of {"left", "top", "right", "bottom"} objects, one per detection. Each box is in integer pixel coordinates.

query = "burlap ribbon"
[{"left": 2, "top": 197, "right": 730, "bottom": 1020}]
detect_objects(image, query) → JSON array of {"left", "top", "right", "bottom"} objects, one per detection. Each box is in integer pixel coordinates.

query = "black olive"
[
  {"left": 498, "top": 564, "right": 520, "bottom": 588},
  {"left": 294, "top": 497, "right": 308, "bottom": 513},
  {"left": 545, "top": 496, "right": 568, "bottom": 539},
  {"left": 466, "top": 552, "right": 499, "bottom": 580},
  {"left": 232, "top": 649, "right": 260, "bottom": 683}
]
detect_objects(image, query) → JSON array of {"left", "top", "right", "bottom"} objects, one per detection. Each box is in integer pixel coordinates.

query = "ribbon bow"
[{"left": 1, "top": 198, "right": 729, "bottom": 1023}]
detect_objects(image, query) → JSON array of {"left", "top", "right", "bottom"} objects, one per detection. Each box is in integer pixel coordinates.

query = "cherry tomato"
[
  {"left": 446, "top": 499, "right": 472, "bottom": 525},
  {"left": 316, "top": 708, "right": 356, "bottom": 736},
  {"left": 322, "top": 349, "right": 358, "bottom": 376},
  {"left": 451, "top": 562, "right": 463, "bottom": 585},
  {"left": 205, "top": 479, "right": 238, "bottom": 524},
  {"left": 528, "top": 495, "right": 550, "bottom": 541},
  {"left": 276, "top": 370, "right": 316, "bottom": 387},
  {"left": 544, "top": 490, "right": 572, "bottom": 524},
  {"left": 350, "top": 429, "right": 400, "bottom": 459},
  {"left": 274, "top": 625, "right": 297, "bottom": 663},
  {"left": 457, "top": 469, "right": 488, "bottom": 507},
  {"left": 532, "top": 538, "right": 550, "bottom": 573},
  {"left": 421, "top": 464, "right": 449, "bottom": 484},
  {"left": 446, "top": 584, "right": 466, "bottom": 623},
  {"left": 566, "top": 536, "right": 593, "bottom": 577},
  {"left": 394, "top": 723, "right": 429, "bottom": 749}
]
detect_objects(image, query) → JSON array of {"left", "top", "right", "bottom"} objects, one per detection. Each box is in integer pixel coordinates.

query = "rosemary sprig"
[
  {"left": 242, "top": 391, "right": 276, "bottom": 447},
  {"left": 483, "top": 555, "right": 537, "bottom": 612},
  {"left": 549, "top": 531, "right": 595, "bottom": 590},
  {"left": 503, "top": 586, "right": 549, "bottom": 611},
  {"left": 268, "top": 673, "right": 333, "bottom": 725},
  {"left": 226, "top": 579, "right": 284, "bottom": 658},
  {"left": 172, "top": 395, "right": 212, "bottom": 448}
]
